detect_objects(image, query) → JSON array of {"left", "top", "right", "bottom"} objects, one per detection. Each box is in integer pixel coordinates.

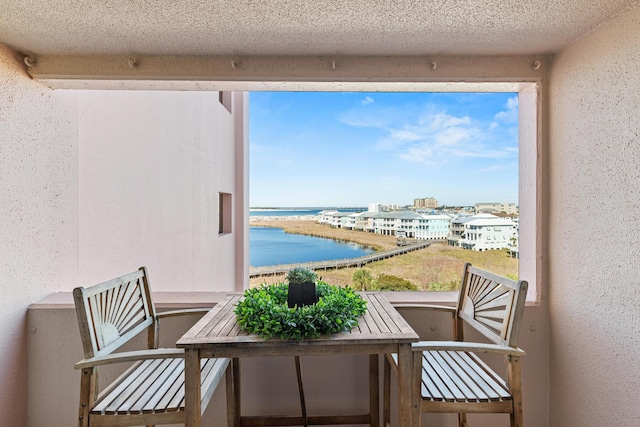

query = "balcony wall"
[
  {"left": 6, "top": 2, "right": 640, "bottom": 425},
  {"left": 0, "top": 50, "right": 245, "bottom": 426},
  {"left": 0, "top": 45, "right": 80, "bottom": 427},
  {"left": 547, "top": 5, "right": 640, "bottom": 426},
  {"left": 28, "top": 292, "right": 548, "bottom": 427}
]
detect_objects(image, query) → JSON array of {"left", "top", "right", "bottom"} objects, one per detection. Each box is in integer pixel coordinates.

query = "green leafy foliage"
[
  {"left": 371, "top": 274, "right": 419, "bottom": 291},
  {"left": 234, "top": 281, "right": 367, "bottom": 340},
  {"left": 285, "top": 267, "right": 318, "bottom": 284}
]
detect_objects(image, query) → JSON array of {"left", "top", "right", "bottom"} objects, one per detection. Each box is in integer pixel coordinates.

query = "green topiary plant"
[
  {"left": 284, "top": 266, "right": 319, "bottom": 307},
  {"left": 285, "top": 266, "right": 318, "bottom": 284},
  {"left": 234, "top": 281, "right": 368, "bottom": 340}
]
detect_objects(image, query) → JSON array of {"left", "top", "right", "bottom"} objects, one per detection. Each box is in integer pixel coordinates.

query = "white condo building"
[
  {"left": 448, "top": 213, "right": 517, "bottom": 251},
  {"left": 318, "top": 210, "right": 451, "bottom": 240},
  {"left": 474, "top": 202, "right": 519, "bottom": 215}
]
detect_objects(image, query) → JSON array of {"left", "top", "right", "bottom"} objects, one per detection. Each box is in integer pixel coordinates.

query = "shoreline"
[
  {"left": 250, "top": 215, "right": 318, "bottom": 222},
  {"left": 248, "top": 216, "right": 518, "bottom": 290},
  {"left": 249, "top": 217, "right": 398, "bottom": 252}
]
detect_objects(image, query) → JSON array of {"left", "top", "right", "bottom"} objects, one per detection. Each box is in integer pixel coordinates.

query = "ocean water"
[
  {"left": 249, "top": 209, "right": 323, "bottom": 217},
  {"left": 250, "top": 226, "right": 374, "bottom": 267},
  {"left": 250, "top": 207, "right": 366, "bottom": 217}
]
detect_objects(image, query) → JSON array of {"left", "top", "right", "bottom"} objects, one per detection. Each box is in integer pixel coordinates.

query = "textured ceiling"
[{"left": 1, "top": 0, "right": 637, "bottom": 57}]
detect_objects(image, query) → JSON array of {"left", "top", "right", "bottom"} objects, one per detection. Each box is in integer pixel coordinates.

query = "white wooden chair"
[
  {"left": 384, "top": 263, "right": 528, "bottom": 427},
  {"left": 73, "top": 267, "right": 232, "bottom": 427}
]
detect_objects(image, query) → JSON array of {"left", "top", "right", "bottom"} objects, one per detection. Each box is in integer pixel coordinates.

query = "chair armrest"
[
  {"left": 156, "top": 307, "right": 212, "bottom": 319},
  {"left": 411, "top": 341, "right": 526, "bottom": 357},
  {"left": 74, "top": 348, "right": 184, "bottom": 370},
  {"left": 391, "top": 303, "right": 456, "bottom": 314}
]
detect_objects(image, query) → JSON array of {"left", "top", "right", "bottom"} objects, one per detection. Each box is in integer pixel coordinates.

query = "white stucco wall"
[
  {"left": 75, "top": 90, "right": 238, "bottom": 291},
  {"left": 1, "top": 45, "right": 244, "bottom": 425},
  {"left": 548, "top": 7, "right": 640, "bottom": 426},
  {"left": 0, "top": 45, "right": 79, "bottom": 426}
]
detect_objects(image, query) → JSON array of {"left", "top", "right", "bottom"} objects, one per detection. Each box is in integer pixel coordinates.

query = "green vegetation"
[
  {"left": 249, "top": 220, "right": 518, "bottom": 292},
  {"left": 234, "top": 281, "right": 368, "bottom": 340},
  {"left": 352, "top": 269, "right": 374, "bottom": 291},
  {"left": 351, "top": 269, "right": 418, "bottom": 291},
  {"left": 370, "top": 274, "right": 419, "bottom": 291},
  {"left": 285, "top": 266, "right": 318, "bottom": 284}
]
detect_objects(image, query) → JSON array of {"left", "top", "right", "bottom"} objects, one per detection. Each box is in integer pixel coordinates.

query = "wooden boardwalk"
[{"left": 249, "top": 240, "right": 443, "bottom": 278}]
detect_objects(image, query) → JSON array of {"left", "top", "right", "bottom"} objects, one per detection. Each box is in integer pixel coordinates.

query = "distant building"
[
  {"left": 474, "top": 202, "right": 518, "bottom": 215},
  {"left": 414, "top": 197, "right": 438, "bottom": 209},
  {"left": 368, "top": 203, "right": 382, "bottom": 213},
  {"left": 368, "top": 203, "right": 400, "bottom": 212},
  {"left": 448, "top": 213, "right": 517, "bottom": 251},
  {"left": 319, "top": 209, "right": 450, "bottom": 240}
]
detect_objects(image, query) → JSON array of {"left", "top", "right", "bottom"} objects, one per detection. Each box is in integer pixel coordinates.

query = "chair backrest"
[
  {"left": 73, "top": 267, "right": 156, "bottom": 359},
  {"left": 456, "top": 263, "right": 528, "bottom": 347}
]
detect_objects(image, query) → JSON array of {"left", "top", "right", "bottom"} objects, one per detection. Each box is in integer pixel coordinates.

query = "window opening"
[
  {"left": 249, "top": 91, "right": 523, "bottom": 293},
  {"left": 219, "top": 192, "right": 232, "bottom": 234}
]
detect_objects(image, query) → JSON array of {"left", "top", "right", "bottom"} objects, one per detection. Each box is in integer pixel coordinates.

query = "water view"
[
  {"left": 250, "top": 208, "right": 365, "bottom": 217},
  {"left": 250, "top": 226, "right": 374, "bottom": 267}
]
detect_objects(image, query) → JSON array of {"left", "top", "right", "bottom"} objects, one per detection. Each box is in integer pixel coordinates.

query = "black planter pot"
[{"left": 287, "top": 282, "right": 318, "bottom": 308}]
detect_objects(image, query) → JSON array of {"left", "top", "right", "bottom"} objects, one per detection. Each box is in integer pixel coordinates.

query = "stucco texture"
[
  {"left": 76, "top": 90, "right": 238, "bottom": 291},
  {"left": 548, "top": 7, "right": 640, "bottom": 426},
  {"left": 0, "top": 45, "right": 79, "bottom": 426},
  {"left": 1, "top": 46, "right": 242, "bottom": 425}
]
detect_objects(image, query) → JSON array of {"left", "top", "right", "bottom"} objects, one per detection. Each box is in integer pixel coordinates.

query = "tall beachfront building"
[{"left": 414, "top": 197, "right": 438, "bottom": 209}]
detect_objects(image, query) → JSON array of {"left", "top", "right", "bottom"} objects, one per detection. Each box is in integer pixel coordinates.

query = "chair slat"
[
  {"left": 473, "top": 316, "right": 505, "bottom": 334},
  {"left": 108, "top": 282, "right": 131, "bottom": 327},
  {"left": 430, "top": 351, "right": 480, "bottom": 401},
  {"left": 94, "top": 359, "right": 158, "bottom": 413},
  {"left": 91, "top": 358, "right": 229, "bottom": 415},
  {"left": 420, "top": 364, "right": 442, "bottom": 401},
  {"left": 475, "top": 292, "right": 510, "bottom": 312},
  {"left": 421, "top": 352, "right": 458, "bottom": 401},
  {"left": 93, "top": 361, "right": 146, "bottom": 407},
  {"left": 154, "top": 365, "right": 186, "bottom": 412},
  {"left": 474, "top": 282, "right": 504, "bottom": 308},
  {"left": 420, "top": 353, "right": 447, "bottom": 401},
  {"left": 132, "top": 358, "right": 183, "bottom": 412},
  {"left": 442, "top": 351, "right": 491, "bottom": 401},
  {"left": 116, "top": 359, "right": 176, "bottom": 414},
  {"left": 114, "top": 283, "right": 144, "bottom": 331},
  {"left": 458, "top": 352, "right": 510, "bottom": 399}
]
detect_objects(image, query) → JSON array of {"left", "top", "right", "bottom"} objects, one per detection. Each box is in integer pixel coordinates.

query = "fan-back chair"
[
  {"left": 384, "top": 263, "right": 527, "bottom": 427},
  {"left": 73, "top": 267, "right": 232, "bottom": 427}
]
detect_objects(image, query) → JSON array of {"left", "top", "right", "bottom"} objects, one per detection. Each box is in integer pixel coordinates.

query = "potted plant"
[{"left": 285, "top": 266, "right": 319, "bottom": 308}]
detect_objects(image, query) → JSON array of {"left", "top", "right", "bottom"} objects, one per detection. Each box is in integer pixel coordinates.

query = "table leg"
[
  {"left": 226, "top": 361, "right": 235, "bottom": 427},
  {"left": 369, "top": 354, "right": 379, "bottom": 427},
  {"left": 397, "top": 344, "right": 413, "bottom": 427},
  {"left": 185, "top": 348, "right": 202, "bottom": 427},
  {"left": 233, "top": 358, "right": 241, "bottom": 427}
]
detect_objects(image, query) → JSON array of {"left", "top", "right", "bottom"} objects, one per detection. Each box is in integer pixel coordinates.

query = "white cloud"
[
  {"left": 339, "top": 102, "right": 518, "bottom": 165},
  {"left": 494, "top": 96, "right": 519, "bottom": 123},
  {"left": 362, "top": 96, "right": 375, "bottom": 105},
  {"left": 381, "top": 110, "right": 513, "bottom": 164}
]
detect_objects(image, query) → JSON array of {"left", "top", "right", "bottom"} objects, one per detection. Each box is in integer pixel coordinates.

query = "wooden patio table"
[{"left": 176, "top": 292, "right": 419, "bottom": 427}]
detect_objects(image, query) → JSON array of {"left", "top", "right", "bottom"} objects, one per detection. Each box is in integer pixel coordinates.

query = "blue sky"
[{"left": 249, "top": 92, "right": 518, "bottom": 208}]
